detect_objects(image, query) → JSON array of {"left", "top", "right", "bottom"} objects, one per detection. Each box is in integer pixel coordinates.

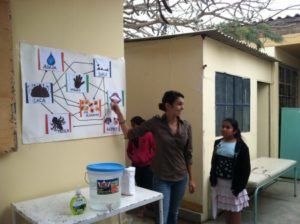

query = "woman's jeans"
[{"left": 153, "top": 175, "right": 188, "bottom": 224}]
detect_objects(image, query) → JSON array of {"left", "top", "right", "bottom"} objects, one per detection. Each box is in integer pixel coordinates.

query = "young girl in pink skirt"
[{"left": 209, "top": 118, "right": 251, "bottom": 224}]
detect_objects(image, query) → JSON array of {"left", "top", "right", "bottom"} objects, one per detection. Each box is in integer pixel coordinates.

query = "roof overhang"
[
  {"left": 125, "top": 30, "right": 277, "bottom": 62},
  {"left": 264, "top": 33, "right": 300, "bottom": 59},
  {"left": 277, "top": 44, "right": 300, "bottom": 58}
]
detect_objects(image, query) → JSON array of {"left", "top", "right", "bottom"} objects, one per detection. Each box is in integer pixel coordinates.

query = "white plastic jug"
[{"left": 122, "top": 166, "right": 136, "bottom": 195}]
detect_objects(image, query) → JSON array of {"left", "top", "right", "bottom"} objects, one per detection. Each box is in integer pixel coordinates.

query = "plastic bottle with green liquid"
[{"left": 70, "top": 187, "right": 87, "bottom": 215}]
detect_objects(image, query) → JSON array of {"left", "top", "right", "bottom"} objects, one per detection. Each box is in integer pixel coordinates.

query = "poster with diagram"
[{"left": 21, "top": 42, "right": 125, "bottom": 144}]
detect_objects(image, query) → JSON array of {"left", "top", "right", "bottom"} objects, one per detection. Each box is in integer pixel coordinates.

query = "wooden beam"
[{"left": 0, "top": 0, "right": 17, "bottom": 155}]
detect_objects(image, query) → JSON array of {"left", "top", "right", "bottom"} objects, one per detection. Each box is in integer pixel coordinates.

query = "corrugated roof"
[
  {"left": 125, "top": 29, "right": 277, "bottom": 62},
  {"left": 268, "top": 13, "right": 300, "bottom": 21}
]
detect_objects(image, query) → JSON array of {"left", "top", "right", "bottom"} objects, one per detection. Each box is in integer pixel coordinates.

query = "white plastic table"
[{"left": 11, "top": 186, "right": 163, "bottom": 224}]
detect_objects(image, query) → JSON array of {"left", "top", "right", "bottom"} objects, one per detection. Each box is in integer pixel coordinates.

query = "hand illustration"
[{"left": 73, "top": 75, "right": 85, "bottom": 89}]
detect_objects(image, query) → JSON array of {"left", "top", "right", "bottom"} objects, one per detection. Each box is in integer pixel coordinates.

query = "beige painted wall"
[
  {"left": 202, "top": 37, "right": 274, "bottom": 221},
  {"left": 125, "top": 36, "right": 204, "bottom": 210},
  {"left": 257, "top": 82, "right": 270, "bottom": 157},
  {"left": 266, "top": 47, "right": 300, "bottom": 70},
  {"left": 270, "top": 62, "right": 280, "bottom": 158},
  {"left": 0, "top": 1, "right": 124, "bottom": 223}
]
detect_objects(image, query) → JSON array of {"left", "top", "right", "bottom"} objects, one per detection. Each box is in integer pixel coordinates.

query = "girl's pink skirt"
[{"left": 211, "top": 178, "right": 249, "bottom": 219}]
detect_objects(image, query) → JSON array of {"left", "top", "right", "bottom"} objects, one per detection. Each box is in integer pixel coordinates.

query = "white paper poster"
[{"left": 21, "top": 42, "right": 125, "bottom": 144}]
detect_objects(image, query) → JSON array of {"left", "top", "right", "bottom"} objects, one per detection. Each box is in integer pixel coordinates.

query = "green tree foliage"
[{"left": 217, "top": 21, "right": 283, "bottom": 49}]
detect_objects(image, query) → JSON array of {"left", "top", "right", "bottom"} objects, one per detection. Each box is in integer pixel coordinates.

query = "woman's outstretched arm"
[{"left": 111, "top": 100, "right": 129, "bottom": 138}]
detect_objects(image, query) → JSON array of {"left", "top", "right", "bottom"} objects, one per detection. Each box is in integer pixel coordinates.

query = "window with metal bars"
[
  {"left": 279, "top": 65, "right": 298, "bottom": 108},
  {"left": 215, "top": 72, "right": 250, "bottom": 136}
]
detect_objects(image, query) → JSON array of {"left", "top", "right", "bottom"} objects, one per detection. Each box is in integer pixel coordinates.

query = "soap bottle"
[{"left": 70, "top": 187, "right": 87, "bottom": 215}]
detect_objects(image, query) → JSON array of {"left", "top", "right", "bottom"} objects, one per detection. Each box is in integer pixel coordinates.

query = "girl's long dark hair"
[
  {"left": 131, "top": 116, "right": 145, "bottom": 147},
  {"left": 223, "top": 118, "right": 242, "bottom": 140}
]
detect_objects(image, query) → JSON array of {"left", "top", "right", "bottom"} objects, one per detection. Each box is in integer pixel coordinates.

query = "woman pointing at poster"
[{"left": 111, "top": 90, "right": 196, "bottom": 224}]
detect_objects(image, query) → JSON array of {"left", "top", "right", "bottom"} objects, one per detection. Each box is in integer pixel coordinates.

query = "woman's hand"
[
  {"left": 111, "top": 100, "right": 121, "bottom": 115},
  {"left": 188, "top": 180, "right": 196, "bottom": 193},
  {"left": 110, "top": 99, "right": 128, "bottom": 137}
]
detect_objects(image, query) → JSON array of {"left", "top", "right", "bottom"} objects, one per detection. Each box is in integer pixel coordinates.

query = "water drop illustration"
[{"left": 47, "top": 53, "right": 56, "bottom": 65}]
